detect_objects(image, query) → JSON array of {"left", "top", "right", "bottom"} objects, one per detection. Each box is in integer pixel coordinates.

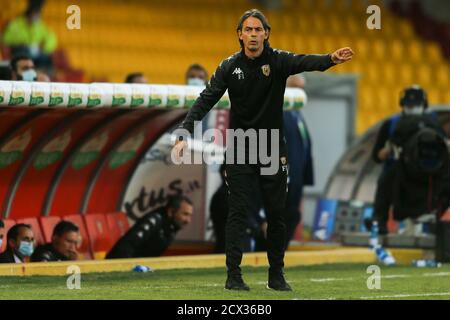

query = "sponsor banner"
[{"left": 0, "top": 81, "right": 306, "bottom": 110}]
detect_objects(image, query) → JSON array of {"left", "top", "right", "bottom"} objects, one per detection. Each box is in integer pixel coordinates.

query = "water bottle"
[
  {"left": 132, "top": 265, "right": 153, "bottom": 273},
  {"left": 369, "top": 221, "right": 379, "bottom": 248},
  {"left": 411, "top": 260, "right": 442, "bottom": 268}
]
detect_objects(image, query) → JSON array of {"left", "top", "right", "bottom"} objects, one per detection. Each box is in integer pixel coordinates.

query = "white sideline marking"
[
  {"left": 309, "top": 271, "right": 448, "bottom": 283},
  {"left": 310, "top": 278, "right": 351, "bottom": 282},
  {"left": 360, "top": 292, "right": 450, "bottom": 299},
  {"left": 423, "top": 272, "right": 450, "bottom": 277},
  {"left": 292, "top": 297, "right": 336, "bottom": 300}
]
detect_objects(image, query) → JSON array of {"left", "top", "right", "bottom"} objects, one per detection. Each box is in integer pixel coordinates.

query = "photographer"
[{"left": 369, "top": 85, "right": 450, "bottom": 234}]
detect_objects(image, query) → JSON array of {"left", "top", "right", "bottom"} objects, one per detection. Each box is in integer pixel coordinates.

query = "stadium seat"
[
  {"left": 15, "top": 218, "right": 45, "bottom": 246},
  {"left": 39, "top": 216, "right": 61, "bottom": 243},
  {"left": 0, "top": 219, "right": 16, "bottom": 253},
  {"left": 62, "top": 214, "right": 92, "bottom": 260},
  {"left": 106, "top": 212, "right": 130, "bottom": 246},
  {"left": 83, "top": 214, "right": 113, "bottom": 260}
]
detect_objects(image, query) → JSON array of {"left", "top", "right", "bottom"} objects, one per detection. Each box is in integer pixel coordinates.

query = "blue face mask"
[
  {"left": 18, "top": 241, "right": 34, "bottom": 257},
  {"left": 20, "top": 69, "right": 37, "bottom": 82}
]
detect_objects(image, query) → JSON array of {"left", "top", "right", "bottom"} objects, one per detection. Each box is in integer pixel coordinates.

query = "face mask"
[
  {"left": 403, "top": 106, "right": 424, "bottom": 116},
  {"left": 18, "top": 241, "right": 34, "bottom": 257},
  {"left": 19, "top": 69, "right": 37, "bottom": 82},
  {"left": 0, "top": 239, "right": 3, "bottom": 248},
  {"left": 187, "top": 77, "right": 206, "bottom": 87}
]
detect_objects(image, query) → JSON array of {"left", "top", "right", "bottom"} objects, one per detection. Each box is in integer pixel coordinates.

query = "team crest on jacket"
[{"left": 261, "top": 64, "right": 270, "bottom": 76}]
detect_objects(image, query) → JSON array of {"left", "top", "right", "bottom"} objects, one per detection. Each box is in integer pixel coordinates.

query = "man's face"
[
  {"left": 238, "top": 17, "right": 268, "bottom": 53},
  {"left": 14, "top": 59, "right": 34, "bottom": 79},
  {"left": 186, "top": 69, "right": 208, "bottom": 85},
  {"left": 170, "top": 201, "right": 194, "bottom": 228},
  {"left": 10, "top": 227, "right": 34, "bottom": 250},
  {"left": 53, "top": 231, "right": 80, "bottom": 260}
]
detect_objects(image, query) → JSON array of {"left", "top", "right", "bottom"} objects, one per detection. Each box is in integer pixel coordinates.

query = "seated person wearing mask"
[
  {"left": 106, "top": 195, "right": 194, "bottom": 259},
  {"left": 10, "top": 54, "right": 50, "bottom": 82},
  {"left": 0, "top": 224, "right": 35, "bottom": 263},
  {"left": 10, "top": 54, "right": 37, "bottom": 81},
  {"left": 31, "top": 221, "right": 80, "bottom": 262},
  {"left": 185, "top": 63, "right": 208, "bottom": 86}
]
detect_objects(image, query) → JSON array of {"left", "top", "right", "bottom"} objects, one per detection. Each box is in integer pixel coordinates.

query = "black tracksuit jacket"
[{"left": 176, "top": 44, "right": 335, "bottom": 153}]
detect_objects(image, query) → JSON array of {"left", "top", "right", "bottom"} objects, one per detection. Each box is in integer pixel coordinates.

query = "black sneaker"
[
  {"left": 267, "top": 272, "right": 292, "bottom": 291},
  {"left": 225, "top": 275, "right": 250, "bottom": 291}
]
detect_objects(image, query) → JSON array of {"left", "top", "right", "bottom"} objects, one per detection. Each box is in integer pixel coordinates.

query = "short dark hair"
[
  {"left": 125, "top": 72, "right": 144, "bottom": 83},
  {"left": 25, "top": 0, "right": 45, "bottom": 17},
  {"left": 0, "top": 220, "right": 4, "bottom": 228},
  {"left": 236, "top": 9, "right": 271, "bottom": 49},
  {"left": 166, "top": 194, "right": 193, "bottom": 211},
  {"left": 52, "top": 221, "right": 79, "bottom": 238},
  {"left": 7, "top": 223, "right": 31, "bottom": 248},
  {"left": 0, "top": 66, "right": 12, "bottom": 80},
  {"left": 185, "top": 64, "right": 208, "bottom": 79},
  {"left": 10, "top": 54, "right": 33, "bottom": 73}
]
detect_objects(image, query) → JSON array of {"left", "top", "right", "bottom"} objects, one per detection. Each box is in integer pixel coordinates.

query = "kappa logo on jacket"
[{"left": 232, "top": 67, "right": 244, "bottom": 80}]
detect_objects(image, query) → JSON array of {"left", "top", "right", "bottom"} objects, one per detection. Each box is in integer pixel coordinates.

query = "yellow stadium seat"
[
  {"left": 434, "top": 66, "right": 450, "bottom": 89},
  {"left": 408, "top": 40, "right": 423, "bottom": 63},
  {"left": 397, "top": 19, "right": 415, "bottom": 39},
  {"left": 381, "top": 63, "right": 399, "bottom": 85},
  {"left": 427, "top": 88, "right": 442, "bottom": 105},
  {"left": 415, "top": 64, "right": 433, "bottom": 86},
  {"left": 398, "top": 63, "right": 415, "bottom": 85},
  {"left": 389, "top": 39, "right": 405, "bottom": 62},
  {"left": 372, "top": 39, "right": 387, "bottom": 61},
  {"left": 426, "top": 43, "right": 443, "bottom": 64}
]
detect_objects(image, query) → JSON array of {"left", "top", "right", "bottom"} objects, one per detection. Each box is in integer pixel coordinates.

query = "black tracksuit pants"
[
  {"left": 224, "top": 158, "right": 288, "bottom": 276},
  {"left": 373, "top": 165, "right": 396, "bottom": 233}
]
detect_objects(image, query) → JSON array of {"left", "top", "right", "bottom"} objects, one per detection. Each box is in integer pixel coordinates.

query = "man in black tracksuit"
[
  {"left": 173, "top": 9, "right": 353, "bottom": 291},
  {"left": 106, "top": 195, "right": 193, "bottom": 258}
]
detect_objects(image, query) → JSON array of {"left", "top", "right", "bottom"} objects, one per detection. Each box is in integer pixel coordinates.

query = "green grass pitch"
[{"left": 1, "top": 263, "right": 449, "bottom": 300}]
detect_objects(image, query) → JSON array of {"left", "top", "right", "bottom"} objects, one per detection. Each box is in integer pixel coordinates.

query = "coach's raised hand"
[{"left": 331, "top": 47, "right": 354, "bottom": 64}]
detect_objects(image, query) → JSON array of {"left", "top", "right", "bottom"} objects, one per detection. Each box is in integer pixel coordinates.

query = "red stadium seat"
[
  {"left": 16, "top": 218, "right": 44, "bottom": 246},
  {"left": 0, "top": 219, "right": 16, "bottom": 253},
  {"left": 63, "top": 215, "right": 92, "bottom": 260},
  {"left": 39, "top": 216, "right": 61, "bottom": 243},
  {"left": 106, "top": 212, "right": 130, "bottom": 246},
  {"left": 83, "top": 214, "right": 113, "bottom": 259}
]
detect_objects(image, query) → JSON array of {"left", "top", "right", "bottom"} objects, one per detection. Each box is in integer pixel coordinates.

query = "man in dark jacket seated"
[
  {"left": 0, "top": 223, "right": 35, "bottom": 263},
  {"left": 31, "top": 221, "right": 80, "bottom": 262},
  {"left": 106, "top": 195, "right": 193, "bottom": 259}
]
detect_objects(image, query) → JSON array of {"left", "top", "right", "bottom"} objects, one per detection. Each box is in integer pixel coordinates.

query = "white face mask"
[
  {"left": 187, "top": 77, "right": 206, "bottom": 87},
  {"left": 403, "top": 106, "right": 424, "bottom": 116}
]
